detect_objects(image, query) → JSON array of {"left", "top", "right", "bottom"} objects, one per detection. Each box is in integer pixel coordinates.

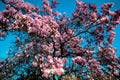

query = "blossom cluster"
[
  {"left": 72, "top": 56, "right": 86, "bottom": 66},
  {"left": 88, "top": 59, "right": 102, "bottom": 76},
  {"left": 40, "top": 56, "right": 66, "bottom": 78}
]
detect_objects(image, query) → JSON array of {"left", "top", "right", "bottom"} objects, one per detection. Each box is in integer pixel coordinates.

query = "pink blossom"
[
  {"left": 91, "top": 12, "right": 97, "bottom": 21},
  {"left": 62, "top": 32, "right": 68, "bottom": 39},
  {"left": 43, "top": 69, "right": 51, "bottom": 78},
  {"left": 108, "top": 31, "right": 116, "bottom": 43},
  {"left": 68, "top": 28, "right": 74, "bottom": 35},
  {"left": 41, "top": 57, "right": 65, "bottom": 77},
  {"left": 73, "top": 56, "right": 86, "bottom": 66},
  {"left": 86, "top": 49, "right": 94, "bottom": 54},
  {"left": 114, "top": 70, "right": 119, "bottom": 76},
  {"left": 109, "top": 11, "right": 116, "bottom": 16},
  {"left": 42, "top": 44, "right": 53, "bottom": 53},
  {"left": 72, "top": 12, "right": 79, "bottom": 17},
  {"left": 54, "top": 30, "right": 62, "bottom": 40},
  {"left": 43, "top": 0, "right": 50, "bottom": 6},
  {"left": 56, "top": 51, "right": 60, "bottom": 56},
  {"left": 47, "top": 55, "right": 53, "bottom": 64},
  {"left": 88, "top": 59, "right": 100, "bottom": 66},
  {"left": 0, "top": 64, "right": 3, "bottom": 68},
  {"left": 55, "top": 11, "right": 61, "bottom": 18},
  {"left": 0, "top": 32, "right": 6, "bottom": 37},
  {"left": 107, "top": 47, "right": 116, "bottom": 54},
  {"left": 32, "top": 61, "right": 37, "bottom": 67},
  {"left": 3, "top": 0, "right": 23, "bottom": 4},
  {"left": 100, "top": 16, "right": 109, "bottom": 23},
  {"left": 43, "top": 0, "right": 52, "bottom": 14},
  {"left": 76, "top": 0, "right": 84, "bottom": 6},
  {"left": 40, "top": 56, "right": 45, "bottom": 61},
  {"left": 88, "top": 59, "right": 102, "bottom": 75},
  {"left": 51, "top": 21, "right": 59, "bottom": 28},
  {"left": 43, "top": 24, "right": 52, "bottom": 32},
  {"left": 108, "top": 65, "right": 112, "bottom": 69},
  {"left": 52, "top": 68, "right": 64, "bottom": 75}
]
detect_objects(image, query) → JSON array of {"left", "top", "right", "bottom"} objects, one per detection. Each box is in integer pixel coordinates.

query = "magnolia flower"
[
  {"left": 55, "top": 11, "right": 61, "bottom": 18},
  {"left": 51, "top": 68, "right": 64, "bottom": 75},
  {"left": 73, "top": 56, "right": 86, "bottom": 66},
  {"left": 47, "top": 55, "right": 53, "bottom": 64},
  {"left": 43, "top": 69, "right": 51, "bottom": 78},
  {"left": 76, "top": 0, "right": 84, "bottom": 6},
  {"left": 0, "top": 64, "right": 3, "bottom": 68},
  {"left": 88, "top": 59, "right": 100, "bottom": 67},
  {"left": 43, "top": 0, "right": 52, "bottom": 14},
  {"left": 100, "top": 16, "right": 109, "bottom": 23},
  {"left": 109, "top": 11, "right": 116, "bottom": 16},
  {"left": 91, "top": 12, "right": 97, "bottom": 21},
  {"left": 108, "top": 31, "right": 116, "bottom": 43},
  {"left": 0, "top": 32, "right": 6, "bottom": 37},
  {"left": 108, "top": 65, "right": 112, "bottom": 69},
  {"left": 114, "top": 70, "right": 119, "bottom": 76},
  {"left": 43, "top": 24, "right": 52, "bottom": 32},
  {"left": 32, "top": 61, "right": 37, "bottom": 67},
  {"left": 54, "top": 30, "right": 62, "bottom": 40},
  {"left": 56, "top": 51, "right": 60, "bottom": 56}
]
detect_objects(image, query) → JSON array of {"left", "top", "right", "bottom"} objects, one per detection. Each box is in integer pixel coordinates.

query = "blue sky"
[{"left": 0, "top": 0, "right": 120, "bottom": 59}]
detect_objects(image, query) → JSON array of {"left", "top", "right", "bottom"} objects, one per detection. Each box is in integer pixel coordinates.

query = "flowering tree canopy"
[{"left": 0, "top": 0, "right": 120, "bottom": 80}]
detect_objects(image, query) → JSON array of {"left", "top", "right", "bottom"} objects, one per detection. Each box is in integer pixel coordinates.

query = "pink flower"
[
  {"left": 42, "top": 44, "right": 47, "bottom": 48},
  {"left": 100, "top": 16, "right": 109, "bottom": 23},
  {"left": 72, "top": 12, "right": 79, "bottom": 17},
  {"left": 56, "top": 51, "right": 60, "bottom": 56},
  {"left": 43, "top": 0, "right": 52, "bottom": 14},
  {"left": 107, "top": 47, "right": 116, "bottom": 54},
  {"left": 51, "top": 68, "right": 64, "bottom": 75},
  {"left": 51, "top": 21, "right": 59, "bottom": 28},
  {"left": 108, "top": 65, "right": 112, "bottom": 69},
  {"left": 43, "top": 69, "right": 51, "bottom": 78},
  {"left": 109, "top": 11, "right": 116, "bottom": 16},
  {"left": 41, "top": 57, "right": 65, "bottom": 77},
  {"left": 0, "top": 32, "right": 6, "bottom": 37},
  {"left": 0, "top": 64, "right": 3, "bottom": 68},
  {"left": 56, "top": 68, "right": 64, "bottom": 75},
  {"left": 43, "top": 0, "right": 50, "bottom": 6},
  {"left": 86, "top": 50, "right": 94, "bottom": 54},
  {"left": 108, "top": 31, "right": 116, "bottom": 43},
  {"left": 32, "top": 61, "right": 37, "bottom": 67},
  {"left": 47, "top": 55, "right": 53, "bottom": 64},
  {"left": 40, "top": 28, "right": 50, "bottom": 37},
  {"left": 91, "top": 12, "right": 97, "bottom": 21},
  {"left": 73, "top": 56, "right": 86, "bottom": 66},
  {"left": 54, "top": 30, "right": 62, "bottom": 40},
  {"left": 43, "top": 24, "right": 52, "bottom": 32},
  {"left": 76, "top": 0, "right": 84, "bottom": 6},
  {"left": 68, "top": 28, "right": 74, "bottom": 35},
  {"left": 114, "top": 70, "right": 119, "bottom": 76},
  {"left": 62, "top": 32, "right": 68, "bottom": 39},
  {"left": 88, "top": 59, "right": 100, "bottom": 69},
  {"left": 55, "top": 11, "right": 61, "bottom": 18},
  {"left": 3, "top": 0, "right": 23, "bottom": 4}
]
